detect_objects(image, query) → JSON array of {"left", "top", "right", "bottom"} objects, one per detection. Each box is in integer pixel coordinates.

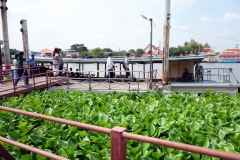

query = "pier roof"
[{"left": 35, "top": 56, "right": 204, "bottom": 64}]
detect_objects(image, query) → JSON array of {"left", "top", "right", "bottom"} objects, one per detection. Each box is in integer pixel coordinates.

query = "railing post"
[
  {"left": 0, "top": 143, "right": 14, "bottom": 160},
  {"left": 111, "top": 126, "right": 126, "bottom": 160},
  {"left": 137, "top": 71, "right": 140, "bottom": 93},
  {"left": 89, "top": 71, "right": 91, "bottom": 91},
  {"left": 46, "top": 71, "right": 49, "bottom": 90}
]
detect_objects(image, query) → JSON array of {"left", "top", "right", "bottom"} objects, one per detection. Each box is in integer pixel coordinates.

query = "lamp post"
[{"left": 141, "top": 15, "right": 153, "bottom": 84}]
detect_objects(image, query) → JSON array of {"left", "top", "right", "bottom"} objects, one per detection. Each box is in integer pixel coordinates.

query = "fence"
[{"left": 0, "top": 106, "right": 240, "bottom": 160}]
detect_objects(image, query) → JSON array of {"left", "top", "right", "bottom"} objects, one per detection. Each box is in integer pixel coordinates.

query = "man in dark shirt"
[{"left": 14, "top": 51, "right": 29, "bottom": 87}]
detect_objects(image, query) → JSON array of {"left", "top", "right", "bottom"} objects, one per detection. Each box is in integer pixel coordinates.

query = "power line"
[
  {"left": 152, "top": 20, "right": 240, "bottom": 42},
  {"left": 172, "top": 27, "right": 240, "bottom": 42}
]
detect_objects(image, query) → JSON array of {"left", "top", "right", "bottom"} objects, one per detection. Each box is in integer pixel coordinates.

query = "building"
[
  {"left": 142, "top": 44, "right": 162, "bottom": 57},
  {"left": 39, "top": 48, "right": 53, "bottom": 57},
  {"left": 200, "top": 42, "right": 214, "bottom": 56},
  {"left": 65, "top": 52, "right": 79, "bottom": 58},
  {"left": 219, "top": 48, "right": 240, "bottom": 60}
]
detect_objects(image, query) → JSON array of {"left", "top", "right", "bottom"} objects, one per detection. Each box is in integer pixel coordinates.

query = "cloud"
[
  {"left": 172, "top": 0, "right": 196, "bottom": 7},
  {"left": 223, "top": 29, "right": 230, "bottom": 34},
  {"left": 150, "top": 0, "right": 161, "bottom": 4},
  {"left": 29, "top": 22, "right": 54, "bottom": 33},
  {"left": 91, "top": 33, "right": 111, "bottom": 39},
  {"left": 223, "top": 13, "right": 240, "bottom": 20},
  {"left": 128, "top": 0, "right": 137, "bottom": 5},
  {"left": 133, "top": 28, "right": 148, "bottom": 36},
  {"left": 216, "top": 13, "right": 240, "bottom": 22},
  {"left": 199, "top": 16, "right": 212, "bottom": 21}
]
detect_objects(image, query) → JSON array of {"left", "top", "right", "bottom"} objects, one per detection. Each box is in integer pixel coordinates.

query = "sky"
[{"left": 1, "top": 0, "right": 240, "bottom": 52}]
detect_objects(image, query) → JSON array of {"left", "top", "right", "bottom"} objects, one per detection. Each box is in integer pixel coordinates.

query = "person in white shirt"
[
  {"left": 52, "top": 47, "right": 59, "bottom": 77},
  {"left": 123, "top": 53, "right": 132, "bottom": 82},
  {"left": 12, "top": 53, "right": 19, "bottom": 80},
  {"left": 106, "top": 53, "right": 116, "bottom": 82}
]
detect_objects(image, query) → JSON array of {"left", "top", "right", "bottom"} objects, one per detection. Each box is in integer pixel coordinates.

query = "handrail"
[
  {"left": 0, "top": 136, "right": 68, "bottom": 160},
  {"left": 0, "top": 105, "right": 240, "bottom": 160}
]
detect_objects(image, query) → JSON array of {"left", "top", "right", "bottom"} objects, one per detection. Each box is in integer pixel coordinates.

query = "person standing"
[
  {"left": 52, "top": 48, "right": 59, "bottom": 77},
  {"left": 123, "top": 53, "right": 132, "bottom": 82},
  {"left": 27, "top": 54, "right": 37, "bottom": 77},
  {"left": 14, "top": 51, "right": 29, "bottom": 87},
  {"left": 58, "top": 48, "right": 63, "bottom": 76},
  {"left": 12, "top": 53, "right": 19, "bottom": 81},
  {"left": 106, "top": 53, "right": 116, "bottom": 82}
]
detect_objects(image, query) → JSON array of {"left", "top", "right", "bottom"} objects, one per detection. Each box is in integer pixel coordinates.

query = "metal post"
[
  {"left": 162, "top": 0, "right": 171, "bottom": 85},
  {"left": 20, "top": 20, "right": 29, "bottom": 59},
  {"left": 150, "top": 18, "right": 153, "bottom": 83},
  {"left": 0, "top": 0, "right": 10, "bottom": 66},
  {"left": 88, "top": 71, "right": 91, "bottom": 91},
  {"left": 111, "top": 126, "right": 126, "bottom": 160},
  {"left": 137, "top": 71, "right": 140, "bottom": 93},
  {"left": 97, "top": 63, "right": 99, "bottom": 78}
]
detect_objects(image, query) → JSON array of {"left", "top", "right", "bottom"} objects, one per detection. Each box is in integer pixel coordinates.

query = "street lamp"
[{"left": 141, "top": 15, "right": 153, "bottom": 84}]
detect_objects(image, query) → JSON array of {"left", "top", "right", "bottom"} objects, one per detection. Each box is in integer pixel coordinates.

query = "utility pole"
[
  {"left": 0, "top": 0, "right": 10, "bottom": 66},
  {"left": 20, "top": 20, "right": 29, "bottom": 59},
  {"left": 162, "top": 0, "right": 171, "bottom": 85}
]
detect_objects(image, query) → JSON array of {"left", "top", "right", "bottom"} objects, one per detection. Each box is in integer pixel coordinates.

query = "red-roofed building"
[
  {"left": 143, "top": 44, "right": 162, "bottom": 57},
  {"left": 66, "top": 52, "right": 79, "bottom": 58},
  {"left": 200, "top": 42, "right": 214, "bottom": 56},
  {"left": 219, "top": 48, "right": 240, "bottom": 59},
  {"left": 39, "top": 48, "right": 53, "bottom": 56}
]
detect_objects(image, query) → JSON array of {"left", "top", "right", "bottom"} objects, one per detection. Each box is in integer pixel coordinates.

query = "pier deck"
[{"left": 0, "top": 77, "right": 67, "bottom": 100}]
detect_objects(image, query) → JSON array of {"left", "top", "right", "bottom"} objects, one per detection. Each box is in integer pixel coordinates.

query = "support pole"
[
  {"left": 0, "top": 0, "right": 10, "bottom": 66},
  {"left": 20, "top": 20, "right": 29, "bottom": 59},
  {"left": 162, "top": 0, "right": 171, "bottom": 85},
  {"left": 150, "top": 18, "right": 153, "bottom": 83}
]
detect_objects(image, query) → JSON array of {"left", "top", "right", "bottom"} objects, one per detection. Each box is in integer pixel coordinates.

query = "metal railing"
[
  {"left": 193, "top": 66, "right": 233, "bottom": 83},
  {"left": 0, "top": 105, "right": 240, "bottom": 160},
  {"left": 47, "top": 69, "right": 159, "bottom": 93}
]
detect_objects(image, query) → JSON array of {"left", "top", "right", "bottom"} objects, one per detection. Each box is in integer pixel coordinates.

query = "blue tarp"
[{"left": 220, "top": 59, "right": 238, "bottom": 63}]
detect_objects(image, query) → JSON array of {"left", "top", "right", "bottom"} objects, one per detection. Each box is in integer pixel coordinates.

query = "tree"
[
  {"left": 135, "top": 48, "right": 144, "bottom": 57},
  {"left": 102, "top": 48, "right": 113, "bottom": 52},
  {"left": 129, "top": 49, "right": 135, "bottom": 53},
  {"left": 79, "top": 51, "right": 89, "bottom": 58},
  {"left": 70, "top": 44, "right": 88, "bottom": 53},
  {"left": 185, "top": 40, "right": 203, "bottom": 54},
  {"left": 71, "top": 54, "right": 78, "bottom": 58},
  {"left": 10, "top": 49, "right": 19, "bottom": 56},
  {"left": 89, "top": 48, "right": 105, "bottom": 58}
]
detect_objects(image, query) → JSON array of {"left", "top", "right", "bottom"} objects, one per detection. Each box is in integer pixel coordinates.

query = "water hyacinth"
[{"left": 0, "top": 90, "right": 240, "bottom": 160}]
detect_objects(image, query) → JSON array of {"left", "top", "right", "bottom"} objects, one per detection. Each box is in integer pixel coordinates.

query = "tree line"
[
  {"left": 6, "top": 39, "right": 205, "bottom": 59},
  {"left": 69, "top": 44, "right": 144, "bottom": 58},
  {"left": 169, "top": 39, "right": 203, "bottom": 56}
]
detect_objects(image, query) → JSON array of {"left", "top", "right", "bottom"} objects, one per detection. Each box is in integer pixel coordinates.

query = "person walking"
[
  {"left": 106, "top": 53, "right": 116, "bottom": 82},
  {"left": 58, "top": 48, "right": 63, "bottom": 76},
  {"left": 123, "top": 53, "right": 132, "bottom": 82},
  {"left": 52, "top": 48, "right": 60, "bottom": 77},
  {"left": 27, "top": 54, "right": 37, "bottom": 77},
  {"left": 14, "top": 51, "right": 29, "bottom": 87}
]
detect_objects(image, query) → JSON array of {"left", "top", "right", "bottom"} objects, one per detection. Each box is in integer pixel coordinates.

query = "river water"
[{"left": 67, "top": 63, "right": 240, "bottom": 85}]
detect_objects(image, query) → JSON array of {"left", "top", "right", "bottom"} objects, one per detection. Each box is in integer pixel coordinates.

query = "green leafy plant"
[{"left": 0, "top": 90, "right": 240, "bottom": 160}]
